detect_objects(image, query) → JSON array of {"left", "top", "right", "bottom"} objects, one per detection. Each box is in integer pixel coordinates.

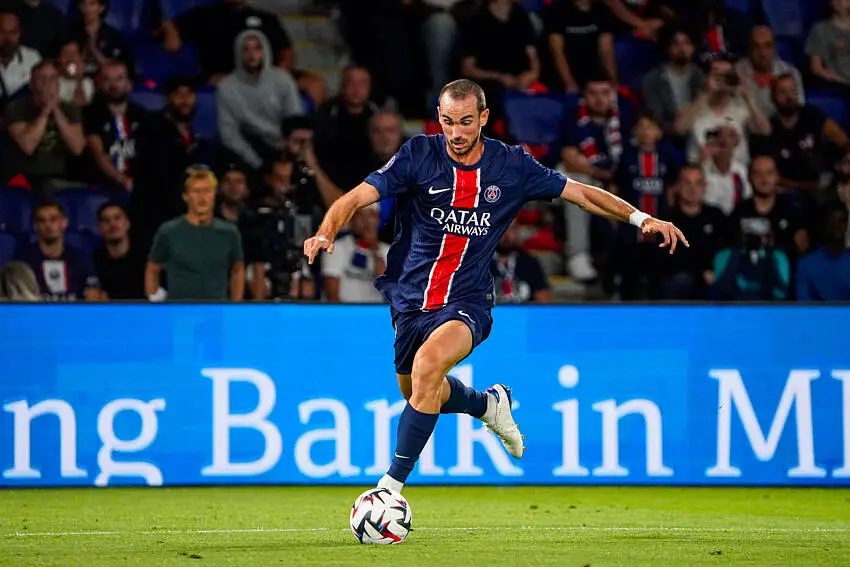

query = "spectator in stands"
[
  {"left": 736, "top": 26, "right": 804, "bottom": 117},
  {"left": 315, "top": 65, "right": 378, "bottom": 191},
  {"left": 491, "top": 219, "right": 551, "bottom": 303},
  {"left": 660, "top": 164, "right": 730, "bottom": 298},
  {"left": 146, "top": 166, "right": 244, "bottom": 301},
  {"left": 460, "top": 0, "right": 540, "bottom": 129},
  {"left": 806, "top": 0, "right": 850, "bottom": 94},
  {"left": 16, "top": 0, "right": 65, "bottom": 58},
  {"left": 282, "top": 116, "right": 343, "bottom": 209},
  {"left": 57, "top": 40, "right": 94, "bottom": 106},
  {"left": 686, "top": 0, "right": 749, "bottom": 66},
  {"left": 731, "top": 155, "right": 808, "bottom": 263},
  {"left": 830, "top": 153, "right": 850, "bottom": 246},
  {"left": 240, "top": 158, "right": 315, "bottom": 300},
  {"left": 599, "top": 0, "right": 666, "bottom": 39},
  {"left": 641, "top": 26, "right": 704, "bottom": 139},
  {"left": 612, "top": 112, "right": 679, "bottom": 298},
  {"left": 4, "top": 60, "right": 85, "bottom": 196},
  {"left": 214, "top": 164, "right": 249, "bottom": 223},
  {"left": 0, "top": 261, "right": 40, "bottom": 301},
  {"left": 14, "top": 200, "right": 99, "bottom": 301},
  {"left": 93, "top": 202, "right": 145, "bottom": 300},
  {"left": 769, "top": 73, "right": 850, "bottom": 193},
  {"left": 130, "top": 75, "right": 200, "bottom": 251},
  {"left": 711, "top": 216, "right": 790, "bottom": 301},
  {"left": 0, "top": 11, "right": 41, "bottom": 109},
  {"left": 545, "top": 0, "right": 617, "bottom": 92},
  {"left": 84, "top": 59, "right": 147, "bottom": 191},
  {"left": 560, "top": 73, "right": 633, "bottom": 281},
  {"left": 217, "top": 30, "right": 302, "bottom": 173},
  {"left": 675, "top": 57, "right": 770, "bottom": 168},
  {"left": 701, "top": 125, "right": 751, "bottom": 215},
  {"left": 796, "top": 202, "right": 850, "bottom": 301},
  {"left": 322, "top": 203, "right": 387, "bottom": 303},
  {"left": 69, "top": 0, "right": 134, "bottom": 78},
  {"left": 367, "top": 111, "right": 405, "bottom": 241},
  {"left": 418, "top": 0, "right": 464, "bottom": 107}
]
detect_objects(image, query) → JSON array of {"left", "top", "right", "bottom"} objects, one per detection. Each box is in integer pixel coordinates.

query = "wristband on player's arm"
[{"left": 629, "top": 210, "right": 651, "bottom": 228}]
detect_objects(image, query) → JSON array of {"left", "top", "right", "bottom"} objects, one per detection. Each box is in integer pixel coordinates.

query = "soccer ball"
[{"left": 349, "top": 487, "right": 412, "bottom": 544}]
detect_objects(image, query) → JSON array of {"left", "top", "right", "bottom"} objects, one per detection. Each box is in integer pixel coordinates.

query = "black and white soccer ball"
[{"left": 349, "top": 487, "right": 412, "bottom": 545}]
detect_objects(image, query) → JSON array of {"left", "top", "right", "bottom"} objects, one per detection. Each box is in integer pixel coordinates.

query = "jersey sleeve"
[
  {"left": 521, "top": 149, "right": 568, "bottom": 201},
  {"left": 364, "top": 138, "right": 416, "bottom": 199}
]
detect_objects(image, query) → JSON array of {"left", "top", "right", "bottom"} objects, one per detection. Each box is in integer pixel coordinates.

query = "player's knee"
[{"left": 411, "top": 350, "right": 446, "bottom": 388}]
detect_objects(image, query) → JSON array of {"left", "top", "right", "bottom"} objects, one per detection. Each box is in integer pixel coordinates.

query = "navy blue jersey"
[
  {"left": 15, "top": 243, "right": 99, "bottom": 301},
  {"left": 615, "top": 149, "right": 679, "bottom": 219},
  {"left": 365, "top": 135, "right": 567, "bottom": 312}
]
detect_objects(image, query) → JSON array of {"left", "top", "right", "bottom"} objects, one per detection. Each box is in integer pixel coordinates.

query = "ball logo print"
[
  {"left": 350, "top": 488, "right": 412, "bottom": 544},
  {"left": 484, "top": 185, "right": 501, "bottom": 203}
]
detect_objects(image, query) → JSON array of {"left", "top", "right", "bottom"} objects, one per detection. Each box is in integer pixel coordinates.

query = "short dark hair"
[
  {"left": 96, "top": 201, "right": 128, "bottom": 221},
  {"left": 33, "top": 200, "right": 65, "bottom": 220},
  {"left": 635, "top": 110, "right": 660, "bottom": 126},
  {"left": 822, "top": 199, "right": 849, "bottom": 221},
  {"left": 770, "top": 72, "right": 797, "bottom": 96},
  {"left": 438, "top": 79, "right": 487, "bottom": 113},
  {"left": 678, "top": 162, "right": 705, "bottom": 179},
  {"left": 164, "top": 74, "right": 196, "bottom": 95},
  {"left": 31, "top": 59, "right": 57, "bottom": 76},
  {"left": 282, "top": 115, "right": 314, "bottom": 137},
  {"left": 583, "top": 69, "right": 612, "bottom": 87},
  {"left": 660, "top": 25, "right": 694, "bottom": 51}
]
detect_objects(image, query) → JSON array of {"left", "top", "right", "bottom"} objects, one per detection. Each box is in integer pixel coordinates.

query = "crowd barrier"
[{"left": 0, "top": 304, "right": 848, "bottom": 487}]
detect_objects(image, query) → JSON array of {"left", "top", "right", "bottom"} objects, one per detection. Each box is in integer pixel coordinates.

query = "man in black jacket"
[{"left": 129, "top": 76, "right": 202, "bottom": 253}]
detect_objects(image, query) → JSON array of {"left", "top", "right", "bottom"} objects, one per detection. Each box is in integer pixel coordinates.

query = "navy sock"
[
  {"left": 387, "top": 404, "right": 439, "bottom": 484},
  {"left": 440, "top": 375, "right": 489, "bottom": 418}
]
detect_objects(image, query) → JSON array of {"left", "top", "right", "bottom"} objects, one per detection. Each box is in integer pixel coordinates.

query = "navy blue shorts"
[{"left": 390, "top": 301, "right": 493, "bottom": 375}]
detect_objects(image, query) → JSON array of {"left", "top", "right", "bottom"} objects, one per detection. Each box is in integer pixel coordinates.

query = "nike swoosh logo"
[
  {"left": 458, "top": 310, "right": 473, "bottom": 322},
  {"left": 428, "top": 186, "right": 452, "bottom": 194},
  {"left": 394, "top": 453, "right": 410, "bottom": 459}
]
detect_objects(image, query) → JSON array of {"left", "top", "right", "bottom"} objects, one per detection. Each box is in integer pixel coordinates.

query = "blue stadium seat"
[
  {"left": 762, "top": 0, "right": 805, "bottom": 40},
  {"left": 135, "top": 42, "right": 200, "bottom": 87},
  {"left": 521, "top": 0, "right": 546, "bottom": 13},
  {"left": 503, "top": 92, "right": 569, "bottom": 146},
  {"left": 725, "top": 0, "right": 752, "bottom": 15},
  {"left": 130, "top": 88, "right": 166, "bottom": 111},
  {"left": 55, "top": 187, "right": 118, "bottom": 235},
  {"left": 160, "top": 0, "right": 215, "bottom": 20},
  {"left": 0, "top": 233, "right": 18, "bottom": 266},
  {"left": 64, "top": 231, "right": 102, "bottom": 256},
  {"left": 807, "top": 92, "right": 846, "bottom": 126},
  {"left": 104, "top": 0, "right": 148, "bottom": 36},
  {"left": 193, "top": 91, "right": 218, "bottom": 141},
  {"left": 0, "top": 187, "right": 34, "bottom": 234},
  {"left": 776, "top": 39, "right": 805, "bottom": 68},
  {"left": 44, "top": 0, "right": 72, "bottom": 15},
  {"left": 614, "top": 37, "right": 663, "bottom": 90}
]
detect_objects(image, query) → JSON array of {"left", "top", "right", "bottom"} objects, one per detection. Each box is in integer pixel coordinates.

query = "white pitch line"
[{"left": 2, "top": 526, "right": 848, "bottom": 539}]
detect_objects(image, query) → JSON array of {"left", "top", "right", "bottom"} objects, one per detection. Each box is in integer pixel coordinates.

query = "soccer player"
[{"left": 304, "top": 80, "right": 688, "bottom": 494}]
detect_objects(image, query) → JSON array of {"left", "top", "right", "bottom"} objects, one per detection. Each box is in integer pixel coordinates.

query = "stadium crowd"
[{"left": 0, "top": 0, "right": 848, "bottom": 303}]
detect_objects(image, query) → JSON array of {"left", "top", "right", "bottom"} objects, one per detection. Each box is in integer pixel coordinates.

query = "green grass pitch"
[{"left": 0, "top": 486, "right": 848, "bottom": 566}]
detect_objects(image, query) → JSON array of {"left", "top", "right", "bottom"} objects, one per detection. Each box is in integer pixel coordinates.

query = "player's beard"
[{"left": 448, "top": 131, "right": 481, "bottom": 159}]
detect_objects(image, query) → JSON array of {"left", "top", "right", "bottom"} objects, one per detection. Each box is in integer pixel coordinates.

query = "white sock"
[
  {"left": 482, "top": 392, "right": 497, "bottom": 423},
  {"left": 378, "top": 474, "right": 404, "bottom": 494}
]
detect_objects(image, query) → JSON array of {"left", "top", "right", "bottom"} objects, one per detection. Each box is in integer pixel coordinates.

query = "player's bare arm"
[
  {"left": 304, "top": 182, "right": 380, "bottom": 263},
  {"left": 561, "top": 179, "right": 690, "bottom": 253}
]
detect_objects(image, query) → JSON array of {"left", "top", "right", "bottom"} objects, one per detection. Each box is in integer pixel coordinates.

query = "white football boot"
[{"left": 482, "top": 384, "right": 524, "bottom": 458}]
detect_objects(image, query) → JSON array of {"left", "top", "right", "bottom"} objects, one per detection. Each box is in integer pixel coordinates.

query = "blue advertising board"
[{"left": 0, "top": 304, "right": 848, "bottom": 487}]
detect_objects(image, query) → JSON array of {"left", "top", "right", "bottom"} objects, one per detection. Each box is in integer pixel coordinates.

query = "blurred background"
[{"left": 0, "top": 0, "right": 848, "bottom": 304}]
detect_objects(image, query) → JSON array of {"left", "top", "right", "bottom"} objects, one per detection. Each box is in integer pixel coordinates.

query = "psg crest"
[
  {"left": 378, "top": 155, "right": 396, "bottom": 173},
  {"left": 484, "top": 185, "right": 501, "bottom": 203}
]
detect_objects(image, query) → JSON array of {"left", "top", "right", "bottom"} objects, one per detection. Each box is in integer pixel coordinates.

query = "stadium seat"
[
  {"left": 776, "top": 39, "right": 805, "bottom": 68},
  {"left": 135, "top": 42, "right": 200, "bottom": 87},
  {"left": 193, "top": 90, "right": 218, "bottom": 141},
  {"left": 159, "top": 0, "right": 215, "bottom": 20},
  {"left": 725, "top": 0, "right": 752, "bottom": 16},
  {"left": 807, "top": 92, "right": 846, "bottom": 126},
  {"left": 761, "top": 0, "right": 805, "bottom": 40},
  {"left": 43, "top": 0, "right": 72, "bottom": 15},
  {"left": 503, "top": 92, "right": 569, "bottom": 146},
  {"left": 0, "top": 233, "right": 18, "bottom": 266},
  {"left": 614, "top": 37, "right": 663, "bottom": 90},
  {"left": 130, "top": 87, "right": 166, "bottom": 112},
  {"left": 54, "top": 187, "right": 119, "bottom": 235},
  {"left": 0, "top": 187, "right": 34, "bottom": 234},
  {"left": 103, "top": 0, "right": 148, "bottom": 37},
  {"left": 63, "top": 231, "right": 102, "bottom": 256}
]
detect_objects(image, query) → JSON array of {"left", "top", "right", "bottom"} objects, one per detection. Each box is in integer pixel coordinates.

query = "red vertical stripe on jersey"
[
  {"left": 422, "top": 168, "right": 480, "bottom": 310},
  {"left": 638, "top": 152, "right": 658, "bottom": 243}
]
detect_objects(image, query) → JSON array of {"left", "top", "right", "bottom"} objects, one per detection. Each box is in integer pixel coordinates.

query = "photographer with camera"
[
  {"left": 675, "top": 56, "right": 770, "bottom": 169},
  {"left": 283, "top": 116, "right": 344, "bottom": 209},
  {"left": 711, "top": 214, "right": 790, "bottom": 301}
]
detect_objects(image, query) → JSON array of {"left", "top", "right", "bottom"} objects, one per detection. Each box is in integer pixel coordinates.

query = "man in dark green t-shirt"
[
  {"left": 145, "top": 166, "right": 245, "bottom": 301},
  {"left": 4, "top": 60, "right": 86, "bottom": 195}
]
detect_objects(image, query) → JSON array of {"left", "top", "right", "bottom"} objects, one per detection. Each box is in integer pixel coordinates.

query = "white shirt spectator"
[
  {"left": 736, "top": 58, "right": 804, "bottom": 117},
  {"left": 702, "top": 158, "right": 752, "bottom": 215},
  {"left": 59, "top": 76, "right": 94, "bottom": 105},
  {"left": 688, "top": 97, "right": 752, "bottom": 167},
  {"left": 0, "top": 46, "right": 40, "bottom": 98},
  {"left": 322, "top": 235, "right": 389, "bottom": 303}
]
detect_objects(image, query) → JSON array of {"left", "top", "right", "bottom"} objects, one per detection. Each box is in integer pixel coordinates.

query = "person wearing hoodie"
[{"left": 216, "top": 29, "right": 303, "bottom": 173}]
